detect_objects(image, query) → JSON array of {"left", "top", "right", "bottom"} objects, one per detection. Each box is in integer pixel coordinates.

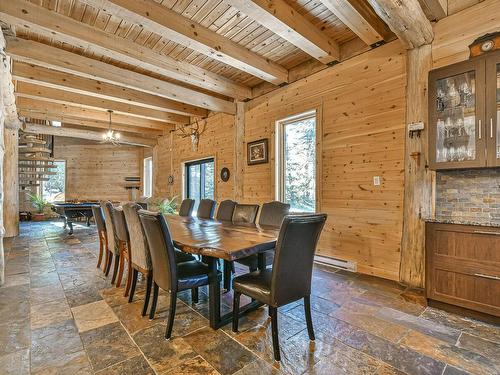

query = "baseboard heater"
[{"left": 314, "top": 255, "right": 357, "bottom": 273}]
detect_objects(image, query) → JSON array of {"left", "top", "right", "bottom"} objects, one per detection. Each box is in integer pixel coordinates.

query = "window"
[
  {"left": 143, "top": 157, "right": 153, "bottom": 198},
  {"left": 185, "top": 158, "right": 214, "bottom": 213},
  {"left": 277, "top": 111, "right": 317, "bottom": 212},
  {"left": 42, "top": 160, "right": 66, "bottom": 203}
]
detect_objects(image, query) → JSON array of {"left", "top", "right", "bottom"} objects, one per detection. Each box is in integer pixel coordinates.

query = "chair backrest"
[
  {"left": 232, "top": 204, "right": 259, "bottom": 224},
  {"left": 112, "top": 206, "right": 129, "bottom": 243},
  {"left": 138, "top": 210, "right": 177, "bottom": 292},
  {"left": 270, "top": 214, "right": 327, "bottom": 306},
  {"left": 92, "top": 205, "right": 106, "bottom": 232},
  {"left": 258, "top": 201, "right": 290, "bottom": 228},
  {"left": 197, "top": 199, "right": 216, "bottom": 219},
  {"left": 123, "top": 203, "right": 152, "bottom": 271},
  {"left": 101, "top": 201, "right": 117, "bottom": 254},
  {"left": 216, "top": 200, "right": 237, "bottom": 221},
  {"left": 178, "top": 199, "right": 195, "bottom": 217}
]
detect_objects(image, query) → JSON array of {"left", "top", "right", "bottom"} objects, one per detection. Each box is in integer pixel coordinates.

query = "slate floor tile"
[
  {"left": 94, "top": 355, "right": 154, "bottom": 375},
  {"left": 72, "top": 300, "right": 119, "bottom": 333},
  {"left": 0, "top": 349, "right": 30, "bottom": 375}
]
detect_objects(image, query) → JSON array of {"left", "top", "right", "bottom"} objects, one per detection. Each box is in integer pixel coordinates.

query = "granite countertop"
[{"left": 425, "top": 218, "right": 500, "bottom": 228}]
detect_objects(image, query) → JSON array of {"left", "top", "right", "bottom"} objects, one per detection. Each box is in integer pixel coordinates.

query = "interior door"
[
  {"left": 486, "top": 51, "right": 500, "bottom": 167},
  {"left": 429, "top": 59, "right": 486, "bottom": 169}
]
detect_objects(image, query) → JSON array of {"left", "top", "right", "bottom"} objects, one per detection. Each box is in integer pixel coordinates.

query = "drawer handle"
[
  {"left": 474, "top": 273, "right": 500, "bottom": 281},
  {"left": 473, "top": 230, "right": 500, "bottom": 236}
]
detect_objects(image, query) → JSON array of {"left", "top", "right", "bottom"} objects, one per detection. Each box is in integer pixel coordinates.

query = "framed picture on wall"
[{"left": 247, "top": 139, "right": 269, "bottom": 165}]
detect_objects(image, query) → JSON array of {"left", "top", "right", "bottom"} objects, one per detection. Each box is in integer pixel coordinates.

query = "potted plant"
[
  {"left": 27, "top": 193, "right": 49, "bottom": 221},
  {"left": 148, "top": 196, "right": 178, "bottom": 214}
]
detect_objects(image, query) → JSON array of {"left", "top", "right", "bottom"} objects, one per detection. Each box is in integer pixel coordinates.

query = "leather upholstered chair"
[
  {"left": 232, "top": 214, "right": 327, "bottom": 361},
  {"left": 232, "top": 204, "right": 259, "bottom": 224},
  {"left": 216, "top": 200, "right": 237, "bottom": 221},
  {"left": 123, "top": 203, "right": 153, "bottom": 315},
  {"left": 222, "top": 203, "right": 259, "bottom": 290},
  {"left": 138, "top": 210, "right": 217, "bottom": 339},
  {"left": 178, "top": 199, "right": 195, "bottom": 217},
  {"left": 92, "top": 205, "right": 107, "bottom": 271},
  {"left": 101, "top": 201, "right": 119, "bottom": 281},
  {"left": 197, "top": 199, "right": 216, "bottom": 219},
  {"left": 112, "top": 206, "right": 133, "bottom": 295}
]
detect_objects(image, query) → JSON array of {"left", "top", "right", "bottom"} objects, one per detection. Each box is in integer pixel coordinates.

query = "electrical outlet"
[{"left": 373, "top": 176, "right": 381, "bottom": 186}]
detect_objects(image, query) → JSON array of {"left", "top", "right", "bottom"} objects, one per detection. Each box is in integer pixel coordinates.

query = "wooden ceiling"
[{"left": 0, "top": 0, "right": 445, "bottom": 139}]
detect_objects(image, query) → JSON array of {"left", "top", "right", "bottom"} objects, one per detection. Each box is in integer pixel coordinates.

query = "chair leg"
[
  {"left": 115, "top": 243, "right": 125, "bottom": 288},
  {"left": 149, "top": 282, "right": 159, "bottom": 320},
  {"left": 104, "top": 250, "right": 112, "bottom": 276},
  {"left": 232, "top": 292, "right": 241, "bottom": 332},
  {"left": 304, "top": 295, "right": 315, "bottom": 341},
  {"left": 142, "top": 274, "right": 153, "bottom": 316},
  {"left": 223, "top": 260, "right": 232, "bottom": 291},
  {"left": 96, "top": 233, "right": 104, "bottom": 269},
  {"left": 191, "top": 288, "right": 199, "bottom": 304},
  {"left": 124, "top": 255, "right": 133, "bottom": 297},
  {"left": 128, "top": 269, "right": 139, "bottom": 303},
  {"left": 165, "top": 291, "right": 177, "bottom": 340},
  {"left": 111, "top": 254, "right": 120, "bottom": 284},
  {"left": 270, "top": 306, "right": 281, "bottom": 361}
]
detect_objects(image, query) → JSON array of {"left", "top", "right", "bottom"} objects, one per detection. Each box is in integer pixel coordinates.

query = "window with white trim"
[{"left": 143, "top": 157, "right": 153, "bottom": 198}]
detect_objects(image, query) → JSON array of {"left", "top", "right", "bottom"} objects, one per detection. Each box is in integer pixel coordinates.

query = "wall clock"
[{"left": 167, "top": 175, "right": 174, "bottom": 185}]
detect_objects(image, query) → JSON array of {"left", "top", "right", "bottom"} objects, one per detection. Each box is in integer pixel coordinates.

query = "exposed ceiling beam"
[
  {"left": 229, "top": 0, "right": 339, "bottom": 64},
  {"left": 17, "top": 97, "right": 172, "bottom": 132},
  {"left": 367, "top": 0, "right": 434, "bottom": 49},
  {"left": 22, "top": 122, "right": 156, "bottom": 147},
  {"left": 418, "top": 0, "right": 447, "bottom": 21},
  {"left": 15, "top": 82, "right": 189, "bottom": 125},
  {"left": 80, "top": 0, "right": 289, "bottom": 84},
  {"left": 319, "top": 0, "right": 390, "bottom": 46},
  {"left": 19, "top": 110, "right": 163, "bottom": 137},
  {"left": 6, "top": 37, "right": 236, "bottom": 114},
  {"left": 12, "top": 62, "right": 208, "bottom": 118},
  {"left": 0, "top": 30, "right": 21, "bottom": 129},
  {"left": 0, "top": 0, "right": 251, "bottom": 100}
]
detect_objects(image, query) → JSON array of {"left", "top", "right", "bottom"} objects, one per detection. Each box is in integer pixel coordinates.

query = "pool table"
[{"left": 52, "top": 202, "right": 96, "bottom": 235}]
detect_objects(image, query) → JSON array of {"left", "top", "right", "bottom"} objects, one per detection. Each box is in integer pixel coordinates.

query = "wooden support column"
[
  {"left": 399, "top": 45, "right": 434, "bottom": 288},
  {"left": 3, "top": 126, "right": 19, "bottom": 237},
  {"left": 234, "top": 102, "right": 245, "bottom": 201}
]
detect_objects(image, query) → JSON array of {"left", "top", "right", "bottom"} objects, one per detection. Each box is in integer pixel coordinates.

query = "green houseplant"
[
  {"left": 27, "top": 193, "right": 49, "bottom": 221},
  {"left": 149, "top": 196, "right": 178, "bottom": 214}
]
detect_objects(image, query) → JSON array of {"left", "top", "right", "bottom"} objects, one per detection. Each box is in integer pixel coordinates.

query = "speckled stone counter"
[{"left": 425, "top": 218, "right": 500, "bottom": 228}]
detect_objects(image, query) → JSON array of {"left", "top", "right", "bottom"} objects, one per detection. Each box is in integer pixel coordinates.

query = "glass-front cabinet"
[
  {"left": 429, "top": 51, "right": 500, "bottom": 169},
  {"left": 486, "top": 53, "right": 500, "bottom": 167}
]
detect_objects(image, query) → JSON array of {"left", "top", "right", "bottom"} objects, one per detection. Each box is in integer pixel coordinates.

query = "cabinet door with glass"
[
  {"left": 429, "top": 59, "right": 486, "bottom": 169},
  {"left": 486, "top": 51, "right": 500, "bottom": 167}
]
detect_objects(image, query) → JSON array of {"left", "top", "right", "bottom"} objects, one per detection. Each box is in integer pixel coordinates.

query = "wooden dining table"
[{"left": 164, "top": 214, "right": 280, "bottom": 329}]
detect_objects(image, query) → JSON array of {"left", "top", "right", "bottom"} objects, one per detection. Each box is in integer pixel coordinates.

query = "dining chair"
[
  {"left": 232, "top": 204, "right": 259, "bottom": 224},
  {"left": 178, "top": 198, "right": 195, "bottom": 217},
  {"left": 91, "top": 205, "right": 107, "bottom": 271},
  {"left": 101, "top": 201, "right": 119, "bottom": 282},
  {"left": 138, "top": 210, "right": 217, "bottom": 339},
  {"left": 112, "top": 206, "right": 133, "bottom": 295},
  {"left": 232, "top": 214, "right": 327, "bottom": 361},
  {"left": 122, "top": 203, "right": 153, "bottom": 314},
  {"left": 197, "top": 199, "right": 217, "bottom": 219},
  {"left": 216, "top": 199, "right": 237, "bottom": 221},
  {"left": 222, "top": 203, "right": 260, "bottom": 290}
]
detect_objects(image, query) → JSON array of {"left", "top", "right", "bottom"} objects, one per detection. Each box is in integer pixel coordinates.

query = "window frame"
[
  {"left": 183, "top": 157, "right": 215, "bottom": 202},
  {"left": 276, "top": 110, "right": 319, "bottom": 213},
  {"left": 143, "top": 156, "right": 153, "bottom": 198},
  {"left": 41, "top": 159, "right": 67, "bottom": 203}
]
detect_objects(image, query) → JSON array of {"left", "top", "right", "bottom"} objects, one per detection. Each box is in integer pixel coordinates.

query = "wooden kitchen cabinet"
[
  {"left": 426, "top": 222, "right": 500, "bottom": 318},
  {"left": 429, "top": 50, "right": 500, "bottom": 170}
]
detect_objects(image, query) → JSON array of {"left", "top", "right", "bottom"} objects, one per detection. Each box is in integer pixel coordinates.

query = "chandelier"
[{"left": 102, "top": 110, "right": 120, "bottom": 145}]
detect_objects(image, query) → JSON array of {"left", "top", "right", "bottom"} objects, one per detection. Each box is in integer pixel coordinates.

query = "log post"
[
  {"left": 399, "top": 45, "right": 434, "bottom": 288},
  {"left": 234, "top": 101, "right": 245, "bottom": 201},
  {"left": 3, "top": 126, "right": 18, "bottom": 237}
]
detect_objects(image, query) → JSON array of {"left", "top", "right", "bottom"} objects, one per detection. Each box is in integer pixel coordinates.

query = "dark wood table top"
[{"left": 164, "top": 215, "right": 279, "bottom": 261}]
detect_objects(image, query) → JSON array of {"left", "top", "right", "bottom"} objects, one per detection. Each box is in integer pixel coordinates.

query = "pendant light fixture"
[{"left": 102, "top": 110, "right": 120, "bottom": 145}]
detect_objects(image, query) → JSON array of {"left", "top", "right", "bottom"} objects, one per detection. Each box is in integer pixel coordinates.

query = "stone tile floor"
[{"left": 0, "top": 220, "right": 499, "bottom": 375}]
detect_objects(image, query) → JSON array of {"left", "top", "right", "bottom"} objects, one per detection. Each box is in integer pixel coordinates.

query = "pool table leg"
[{"left": 68, "top": 221, "right": 74, "bottom": 235}]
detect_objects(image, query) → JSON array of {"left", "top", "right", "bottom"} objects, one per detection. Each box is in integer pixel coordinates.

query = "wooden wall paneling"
[
  {"left": 3, "top": 128, "right": 19, "bottom": 237},
  {"left": 234, "top": 102, "right": 245, "bottom": 201},
  {"left": 53, "top": 137, "right": 142, "bottom": 202}
]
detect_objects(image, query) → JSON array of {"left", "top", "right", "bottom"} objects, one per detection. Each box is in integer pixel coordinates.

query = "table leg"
[
  {"left": 68, "top": 221, "right": 74, "bottom": 235},
  {"left": 257, "top": 252, "right": 266, "bottom": 271},
  {"left": 207, "top": 257, "right": 221, "bottom": 329}
]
